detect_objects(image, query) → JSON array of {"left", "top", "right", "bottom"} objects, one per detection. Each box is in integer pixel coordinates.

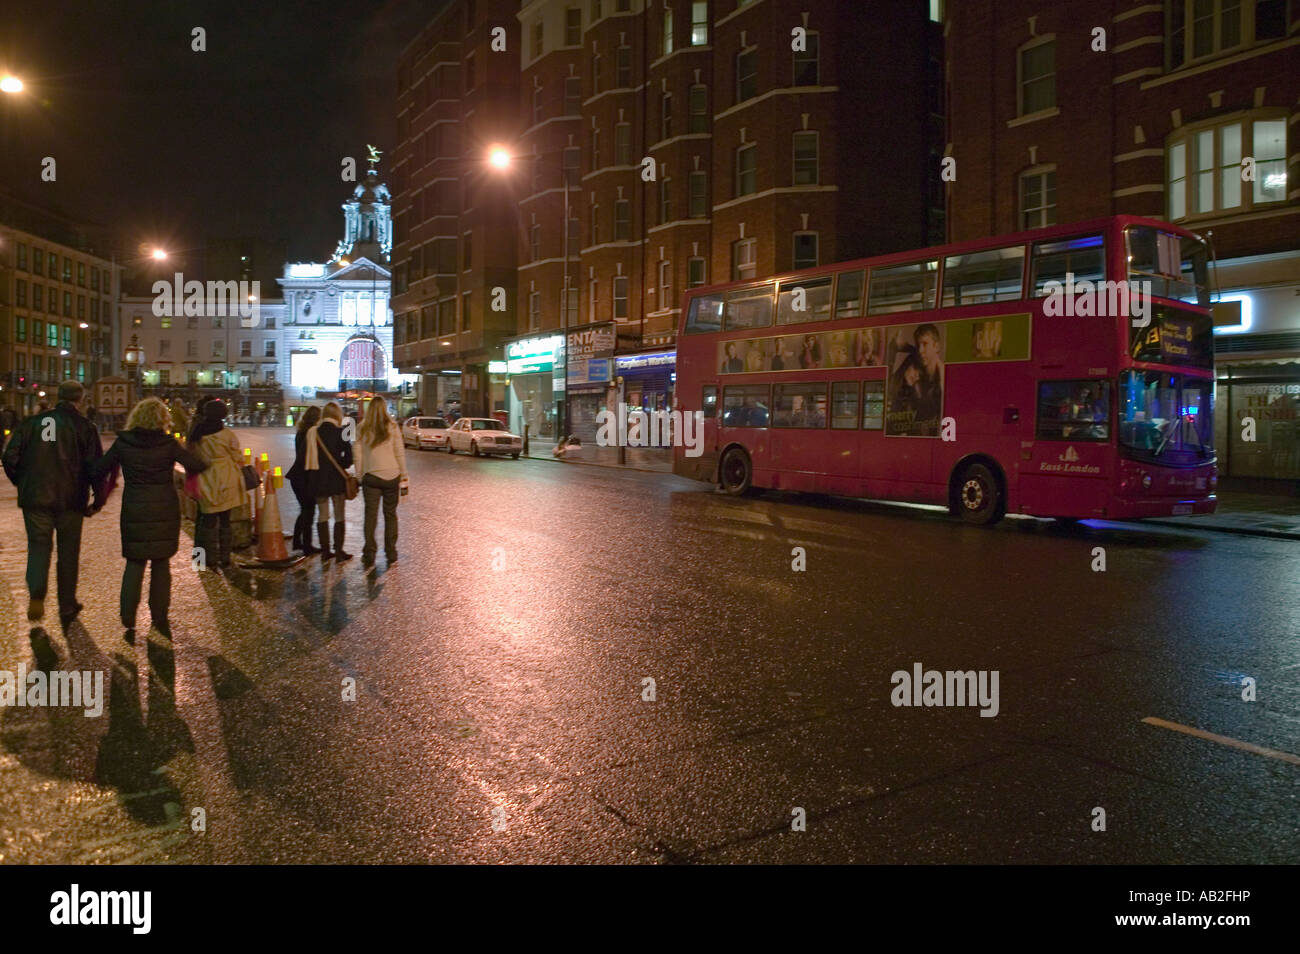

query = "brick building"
[
  {"left": 946, "top": 0, "right": 1300, "bottom": 482},
  {"left": 393, "top": 0, "right": 944, "bottom": 442}
]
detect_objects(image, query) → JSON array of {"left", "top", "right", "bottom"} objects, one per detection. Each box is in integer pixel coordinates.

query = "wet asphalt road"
[{"left": 1, "top": 427, "right": 1297, "bottom": 864}]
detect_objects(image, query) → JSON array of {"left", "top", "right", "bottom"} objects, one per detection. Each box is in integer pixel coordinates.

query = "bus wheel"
[
  {"left": 719, "top": 447, "right": 753, "bottom": 496},
  {"left": 956, "top": 463, "right": 1003, "bottom": 525}
]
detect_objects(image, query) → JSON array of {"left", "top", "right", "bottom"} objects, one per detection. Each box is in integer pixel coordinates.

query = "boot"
[
  {"left": 218, "top": 525, "right": 233, "bottom": 568},
  {"left": 333, "top": 522, "right": 353, "bottom": 562},
  {"left": 299, "top": 514, "right": 320, "bottom": 554},
  {"left": 194, "top": 520, "right": 216, "bottom": 571},
  {"left": 317, "top": 521, "right": 333, "bottom": 561}
]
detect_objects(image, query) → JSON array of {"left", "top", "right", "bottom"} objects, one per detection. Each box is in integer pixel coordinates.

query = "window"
[
  {"left": 187, "top": 370, "right": 199, "bottom": 386},
  {"left": 691, "top": 2, "right": 708, "bottom": 45},
  {"left": 725, "top": 285, "right": 772, "bottom": 329},
  {"left": 941, "top": 247, "right": 1026, "bottom": 306},
  {"left": 564, "top": 76, "right": 582, "bottom": 115},
  {"left": 265, "top": 340, "right": 276, "bottom": 357},
  {"left": 793, "top": 232, "right": 819, "bottom": 270},
  {"left": 265, "top": 370, "right": 276, "bottom": 384},
  {"left": 793, "top": 33, "right": 819, "bottom": 85},
  {"left": 688, "top": 84, "right": 708, "bottom": 133},
  {"left": 463, "top": 231, "right": 472, "bottom": 270},
  {"left": 240, "top": 340, "right": 252, "bottom": 357},
  {"left": 1020, "top": 168, "right": 1056, "bottom": 228},
  {"left": 62, "top": 259, "right": 72, "bottom": 283},
  {"left": 1030, "top": 234, "right": 1106, "bottom": 296},
  {"left": 77, "top": 362, "right": 85, "bottom": 383},
  {"left": 63, "top": 291, "right": 72, "bottom": 316},
  {"left": 777, "top": 276, "right": 832, "bottom": 324},
  {"left": 1167, "top": 116, "right": 1287, "bottom": 219},
  {"left": 16, "top": 243, "right": 27, "bottom": 270},
  {"left": 616, "top": 46, "right": 632, "bottom": 86},
  {"left": 793, "top": 132, "right": 819, "bottom": 185},
  {"left": 32, "top": 251, "right": 43, "bottom": 276},
  {"left": 661, "top": 92, "right": 673, "bottom": 140},
  {"left": 732, "top": 238, "right": 758, "bottom": 281},
  {"left": 861, "top": 381, "right": 885, "bottom": 429},
  {"left": 15, "top": 280, "right": 26, "bottom": 308},
  {"left": 90, "top": 267, "right": 98, "bottom": 290},
  {"left": 867, "top": 260, "right": 939, "bottom": 314},
  {"left": 32, "top": 355, "right": 41, "bottom": 375},
  {"left": 830, "top": 382, "right": 860, "bottom": 429},
  {"left": 591, "top": 204, "right": 601, "bottom": 244},
  {"left": 688, "top": 257, "right": 707, "bottom": 288},
  {"left": 689, "top": 170, "right": 708, "bottom": 217},
  {"left": 722, "top": 385, "right": 771, "bottom": 427},
  {"left": 663, "top": 7, "right": 674, "bottom": 56},
  {"left": 62, "top": 325, "right": 71, "bottom": 350},
  {"left": 77, "top": 295, "right": 85, "bottom": 319},
  {"left": 187, "top": 339, "right": 199, "bottom": 358},
  {"left": 687, "top": 293, "right": 724, "bottom": 333},
  {"left": 613, "top": 276, "right": 629, "bottom": 319},
  {"left": 32, "top": 286, "right": 42, "bottom": 311},
  {"left": 565, "top": 7, "right": 582, "bottom": 46},
  {"left": 462, "top": 291, "right": 472, "bottom": 331},
  {"left": 590, "top": 126, "right": 601, "bottom": 168},
  {"left": 736, "top": 48, "right": 758, "bottom": 102},
  {"left": 616, "top": 0, "right": 630, "bottom": 9},
  {"left": 736, "top": 143, "right": 757, "bottom": 196},
  {"left": 591, "top": 0, "right": 601, "bottom": 19},
  {"left": 614, "top": 200, "right": 631, "bottom": 240},
  {"left": 533, "top": 22, "right": 544, "bottom": 58},
  {"left": 1037, "top": 380, "right": 1111, "bottom": 441},
  {"left": 77, "top": 262, "right": 85, "bottom": 286},
  {"left": 533, "top": 85, "right": 545, "bottom": 124},
  {"left": 1018, "top": 38, "right": 1055, "bottom": 115},
  {"left": 15, "top": 316, "right": 25, "bottom": 342},
  {"left": 530, "top": 224, "right": 542, "bottom": 262},
  {"left": 529, "top": 291, "right": 542, "bottom": 330},
  {"left": 159, "top": 369, "right": 170, "bottom": 386},
  {"left": 660, "top": 177, "right": 672, "bottom": 224},
  {"left": 589, "top": 278, "right": 599, "bottom": 318},
  {"left": 47, "top": 322, "right": 58, "bottom": 347},
  {"left": 1167, "top": 0, "right": 1274, "bottom": 68},
  {"left": 33, "top": 319, "right": 42, "bottom": 344},
  {"left": 773, "top": 383, "right": 827, "bottom": 427},
  {"left": 47, "top": 287, "right": 57, "bottom": 314},
  {"left": 592, "top": 53, "right": 602, "bottom": 94},
  {"left": 658, "top": 260, "right": 673, "bottom": 310},
  {"left": 702, "top": 384, "right": 718, "bottom": 418},
  {"left": 615, "top": 123, "right": 632, "bottom": 165}
]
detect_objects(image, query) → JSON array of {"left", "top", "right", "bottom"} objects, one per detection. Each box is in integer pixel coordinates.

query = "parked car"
[
  {"left": 401, "top": 416, "right": 450, "bottom": 450},
  {"left": 445, "top": 417, "right": 522, "bottom": 458}
]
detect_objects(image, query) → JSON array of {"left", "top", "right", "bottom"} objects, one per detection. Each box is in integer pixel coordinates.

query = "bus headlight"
[{"left": 1141, "top": 473, "right": 1152, "bottom": 490}]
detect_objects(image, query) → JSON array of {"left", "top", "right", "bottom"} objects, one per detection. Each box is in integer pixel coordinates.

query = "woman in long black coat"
[
  {"left": 286, "top": 405, "right": 321, "bottom": 554},
  {"left": 305, "top": 401, "right": 354, "bottom": 561},
  {"left": 90, "top": 397, "right": 207, "bottom": 638}
]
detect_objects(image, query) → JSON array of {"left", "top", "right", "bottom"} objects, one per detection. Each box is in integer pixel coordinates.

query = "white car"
[
  {"left": 445, "top": 418, "right": 522, "bottom": 458},
  {"left": 402, "top": 416, "right": 449, "bottom": 450}
]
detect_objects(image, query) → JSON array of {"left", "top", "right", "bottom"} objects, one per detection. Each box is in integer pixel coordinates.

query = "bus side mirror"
[{"left": 1004, "top": 407, "right": 1020, "bottom": 424}]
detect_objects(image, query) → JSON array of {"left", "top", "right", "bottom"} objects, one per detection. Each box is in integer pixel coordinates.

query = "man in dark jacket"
[{"left": 2, "top": 381, "right": 110, "bottom": 625}]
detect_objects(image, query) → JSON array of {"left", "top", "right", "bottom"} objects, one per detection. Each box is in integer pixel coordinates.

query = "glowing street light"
[
  {"left": 150, "top": 248, "right": 168, "bottom": 261},
  {"left": 488, "top": 146, "right": 512, "bottom": 170},
  {"left": 0, "top": 76, "right": 23, "bottom": 94}
]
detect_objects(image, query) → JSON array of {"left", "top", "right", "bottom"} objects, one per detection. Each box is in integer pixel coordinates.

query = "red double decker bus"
[{"left": 673, "top": 215, "right": 1217, "bottom": 526}]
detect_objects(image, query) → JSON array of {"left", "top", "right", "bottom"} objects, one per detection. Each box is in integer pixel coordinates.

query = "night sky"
[{"left": 1, "top": 0, "right": 439, "bottom": 262}]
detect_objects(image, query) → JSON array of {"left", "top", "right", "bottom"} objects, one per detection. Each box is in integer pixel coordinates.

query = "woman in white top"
[{"left": 355, "top": 398, "right": 408, "bottom": 567}]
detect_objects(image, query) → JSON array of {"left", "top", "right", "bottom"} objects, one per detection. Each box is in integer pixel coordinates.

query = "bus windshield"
[
  {"left": 1118, "top": 370, "right": 1214, "bottom": 465},
  {"left": 1126, "top": 226, "right": 1209, "bottom": 307}
]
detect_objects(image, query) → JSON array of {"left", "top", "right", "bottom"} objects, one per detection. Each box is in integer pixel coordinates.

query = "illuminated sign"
[
  {"left": 506, "top": 335, "right": 563, "bottom": 374},
  {"left": 488, "top": 360, "right": 508, "bottom": 374},
  {"left": 287, "top": 263, "right": 326, "bottom": 279},
  {"left": 615, "top": 351, "right": 676, "bottom": 371}
]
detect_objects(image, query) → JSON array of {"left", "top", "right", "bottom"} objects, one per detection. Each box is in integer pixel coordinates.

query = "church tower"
[{"left": 331, "top": 145, "right": 392, "bottom": 265}]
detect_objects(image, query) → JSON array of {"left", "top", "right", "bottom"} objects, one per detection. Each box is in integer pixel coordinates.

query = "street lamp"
[
  {"left": 122, "top": 334, "right": 144, "bottom": 406},
  {"left": 488, "top": 144, "right": 575, "bottom": 440},
  {"left": 0, "top": 76, "right": 22, "bottom": 94}
]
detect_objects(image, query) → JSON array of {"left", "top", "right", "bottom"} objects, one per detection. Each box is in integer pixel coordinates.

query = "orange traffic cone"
[{"left": 236, "top": 471, "right": 306, "bottom": 569}]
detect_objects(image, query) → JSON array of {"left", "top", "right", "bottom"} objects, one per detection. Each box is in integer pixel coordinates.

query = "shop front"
[
  {"left": 615, "top": 349, "right": 676, "bottom": 414},
  {"left": 566, "top": 323, "right": 616, "bottom": 444},
  {"left": 503, "top": 333, "right": 564, "bottom": 444}
]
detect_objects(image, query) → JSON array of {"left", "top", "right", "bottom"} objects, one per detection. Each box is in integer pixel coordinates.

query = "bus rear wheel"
[
  {"left": 719, "top": 447, "right": 753, "bottom": 496},
  {"left": 956, "top": 462, "right": 1003, "bottom": 526}
]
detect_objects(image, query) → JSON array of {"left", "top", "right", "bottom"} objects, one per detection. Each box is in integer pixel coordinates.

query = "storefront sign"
[
  {"left": 570, "top": 358, "right": 612, "bottom": 387},
  {"left": 615, "top": 351, "right": 676, "bottom": 372},
  {"left": 566, "top": 323, "right": 615, "bottom": 384},
  {"left": 506, "top": 334, "right": 563, "bottom": 374}
]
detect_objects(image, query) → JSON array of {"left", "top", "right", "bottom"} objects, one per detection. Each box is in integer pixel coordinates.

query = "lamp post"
[
  {"left": 122, "top": 333, "right": 144, "bottom": 424},
  {"left": 488, "top": 145, "right": 574, "bottom": 441}
]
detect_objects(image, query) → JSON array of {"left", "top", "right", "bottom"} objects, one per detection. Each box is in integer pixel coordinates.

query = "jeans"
[
  {"left": 22, "top": 508, "right": 84, "bottom": 614},
  {"left": 316, "top": 494, "right": 346, "bottom": 521},
  {"left": 290, "top": 475, "right": 315, "bottom": 547},
  {"left": 361, "top": 474, "right": 400, "bottom": 560},
  {"left": 122, "top": 558, "right": 170, "bottom": 628}
]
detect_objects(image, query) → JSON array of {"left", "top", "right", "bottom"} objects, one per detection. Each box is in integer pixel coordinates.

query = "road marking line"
[{"left": 1142, "top": 716, "right": 1300, "bottom": 766}]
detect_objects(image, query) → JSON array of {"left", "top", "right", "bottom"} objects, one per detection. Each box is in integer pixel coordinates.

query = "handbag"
[
  {"left": 316, "top": 432, "right": 359, "bottom": 500},
  {"left": 183, "top": 471, "right": 202, "bottom": 501},
  {"left": 241, "top": 464, "right": 260, "bottom": 491}
]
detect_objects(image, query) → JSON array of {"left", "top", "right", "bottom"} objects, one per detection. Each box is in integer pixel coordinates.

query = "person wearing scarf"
[
  {"left": 187, "top": 399, "right": 245, "bottom": 569},
  {"left": 304, "top": 401, "right": 354, "bottom": 561}
]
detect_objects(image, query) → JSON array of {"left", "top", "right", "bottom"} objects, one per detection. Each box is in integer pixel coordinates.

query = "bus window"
[
  {"left": 772, "top": 383, "right": 828, "bottom": 427},
  {"left": 861, "top": 381, "right": 885, "bottom": 429},
  {"left": 830, "top": 381, "right": 859, "bottom": 429},
  {"left": 1126, "top": 226, "right": 1209, "bottom": 307},
  {"left": 942, "top": 246, "right": 1025, "bottom": 306},
  {"left": 776, "top": 276, "right": 833, "bottom": 324},
  {"left": 1030, "top": 234, "right": 1105, "bottom": 297},
  {"left": 702, "top": 384, "right": 718, "bottom": 418},
  {"left": 867, "top": 260, "right": 938, "bottom": 314},
  {"left": 725, "top": 286, "right": 774, "bottom": 330},
  {"left": 722, "top": 385, "right": 770, "bottom": 426},
  {"left": 834, "top": 270, "right": 865, "bottom": 318},
  {"left": 686, "top": 293, "right": 724, "bottom": 334},
  {"left": 1036, "top": 380, "right": 1111, "bottom": 441}
]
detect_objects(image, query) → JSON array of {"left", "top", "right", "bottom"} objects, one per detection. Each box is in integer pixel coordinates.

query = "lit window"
[
  {"left": 691, "top": 2, "right": 708, "bottom": 45},
  {"left": 1018, "top": 38, "right": 1055, "bottom": 115},
  {"left": 1020, "top": 168, "right": 1057, "bottom": 229}
]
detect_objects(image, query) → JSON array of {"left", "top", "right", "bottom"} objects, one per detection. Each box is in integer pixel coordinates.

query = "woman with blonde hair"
[
  {"left": 187, "top": 398, "right": 245, "bottom": 569},
  {"left": 356, "top": 398, "right": 407, "bottom": 567},
  {"left": 89, "top": 397, "right": 207, "bottom": 638},
  {"left": 305, "top": 400, "right": 354, "bottom": 561}
]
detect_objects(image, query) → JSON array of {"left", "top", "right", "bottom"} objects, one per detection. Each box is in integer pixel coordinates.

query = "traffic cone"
[{"left": 236, "top": 469, "right": 306, "bottom": 569}]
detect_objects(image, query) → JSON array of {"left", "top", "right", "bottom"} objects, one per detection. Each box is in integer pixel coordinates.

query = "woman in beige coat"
[{"left": 187, "top": 399, "right": 246, "bottom": 568}]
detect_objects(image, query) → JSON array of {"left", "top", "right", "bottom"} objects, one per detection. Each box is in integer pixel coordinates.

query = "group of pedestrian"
[{"left": 2, "top": 381, "right": 409, "bottom": 640}]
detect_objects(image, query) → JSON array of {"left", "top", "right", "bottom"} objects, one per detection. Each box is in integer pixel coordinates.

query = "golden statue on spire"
[{"left": 366, "top": 144, "right": 382, "bottom": 168}]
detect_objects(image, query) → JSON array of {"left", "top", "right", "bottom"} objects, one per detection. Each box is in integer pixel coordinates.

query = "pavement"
[
  {"left": 1, "top": 427, "right": 1298, "bottom": 864},
  {"left": 1148, "top": 487, "right": 1300, "bottom": 539}
]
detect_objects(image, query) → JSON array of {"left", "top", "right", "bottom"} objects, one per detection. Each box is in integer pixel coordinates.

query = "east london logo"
[
  {"left": 1038, "top": 445, "right": 1102, "bottom": 475},
  {"left": 890, "top": 663, "right": 1000, "bottom": 717},
  {"left": 0, "top": 665, "right": 103, "bottom": 717},
  {"left": 50, "top": 885, "right": 151, "bottom": 934}
]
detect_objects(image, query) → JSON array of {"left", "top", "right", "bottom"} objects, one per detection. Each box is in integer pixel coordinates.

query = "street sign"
[{"left": 95, "top": 377, "right": 131, "bottom": 412}]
